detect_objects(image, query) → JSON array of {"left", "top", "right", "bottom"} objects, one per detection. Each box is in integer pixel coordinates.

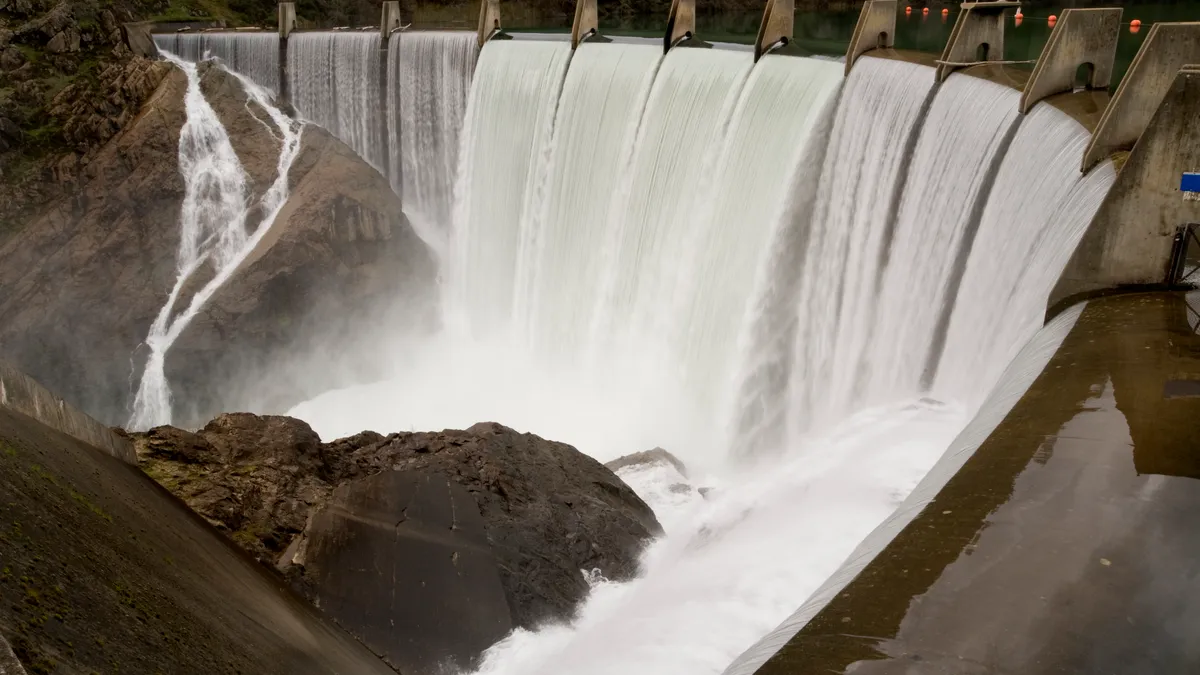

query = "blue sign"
[{"left": 1183, "top": 172, "right": 1200, "bottom": 193}]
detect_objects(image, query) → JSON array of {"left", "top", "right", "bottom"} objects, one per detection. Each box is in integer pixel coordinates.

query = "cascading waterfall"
[
  {"left": 675, "top": 54, "right": 842, "bottom": 421},
  {"left": 387, "top": 30, "right": 478, "bottom": 253},
  {"left": 288, "top": 32, "right": 385, "bottom": 171},
  {"left": 152, "top": 32, "right": 281, "bottom": 93},
  {"left": 732, "top": 55, "right": 937, "bottom": 456},
  {"left": 449, "top": 39, "right": 572, "bottom": 334},
  {"left": 807, "top": 73, "right": 1022, "bottom": 426},
  {"left": 129, "top": 54, "right": 303, "bottom": 429},
  {"left": 582, "top": 47, "right": 754, "bottom": 439},
  {"left": 515, "top": 41, "right": 663, "bottom": 361},
  {"left": 930, "top": 103, "right": 1117, "bottom": 406}
]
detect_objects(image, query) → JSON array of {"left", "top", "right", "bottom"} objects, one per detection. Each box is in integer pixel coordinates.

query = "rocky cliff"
[
  {"left": 127, "top": 413, "right": 663, "bottom": 668},
  {"left": 0, "top": 60, "right": 437, "bottom": 426}
]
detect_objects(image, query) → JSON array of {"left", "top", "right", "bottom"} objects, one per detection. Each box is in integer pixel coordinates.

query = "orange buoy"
[
  {"left": 941, "top": 8, "right": 949, "bottom": 15},
  {"left": 1014, "top": 11, "right": 1023, "bottom": 26},
  {"left": 1130, "top": 24, "right": 1140, "bottom": 34},
  {"left": 905, "top": 5, "right": 912, "bottom": 13},
  {"left": 922, "top": 7, "right": 929, "bottom": 14},
  {"left": 1048, "top": 14, "right": 1057, "bottom": 26},
  {"left": 1131, "top": 19, "right": 1142, "bottom": 27}
]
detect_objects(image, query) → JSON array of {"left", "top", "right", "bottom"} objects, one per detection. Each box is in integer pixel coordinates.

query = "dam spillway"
[
  {"left": 287, "top": 31, "right": 386, "bottom": 171},
  {"left": 141, "top": 20, "right": 1132, "bottom": 675}
]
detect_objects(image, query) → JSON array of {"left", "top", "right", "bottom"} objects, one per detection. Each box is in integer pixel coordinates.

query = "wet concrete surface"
[{"left": 757, "top": 292, "right": 1200, "bottom": 674}]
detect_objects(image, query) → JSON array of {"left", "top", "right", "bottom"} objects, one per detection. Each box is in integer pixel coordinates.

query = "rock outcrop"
[
  {"left": 0, "top": 62, "right": 437, "bottom": 426},
  {"left": 128, "top": 414, "right": 662, "bottom": 667},
  {"left": 605, "top": 447, "right": 689, "bottom": 477}
]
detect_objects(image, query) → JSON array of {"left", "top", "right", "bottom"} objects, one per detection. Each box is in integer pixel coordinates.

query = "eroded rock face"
[
  {"left": 130, "top": 415, "right": 663, "bottom": 636},
  {"left": 605, "top": 447, "right": 689, "bottom": 477},
  {"left": 0, "top": 63, "right": 437, "bottom": 425}
]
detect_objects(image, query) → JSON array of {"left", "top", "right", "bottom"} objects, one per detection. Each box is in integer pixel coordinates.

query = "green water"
[{"left": 497, "top": 1, "right": 1198, "bottom": 88}]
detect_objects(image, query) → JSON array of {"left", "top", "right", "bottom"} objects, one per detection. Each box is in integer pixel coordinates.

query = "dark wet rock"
[
  {"left": 131, "top": 413, "right": 332, "bottom": 566},
  {"left": 0, "top": 405, "right": 396, "bottom": 675},
  {"left": 605, "top": 446, "right": 689, "bottom": 477},
  {"left": 132, "top": 415, "right": 662, "bottom": 640},
  {"left": 669, "top": 482, "right": 692, "bottom": 494},
  {"left": 300, "top": 470, "right": 514, "bottom": 673}
]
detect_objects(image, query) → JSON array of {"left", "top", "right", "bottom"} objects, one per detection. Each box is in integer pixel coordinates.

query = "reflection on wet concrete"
[{"left": 756, "top": 292, "right": 1200, "bottom": 674}]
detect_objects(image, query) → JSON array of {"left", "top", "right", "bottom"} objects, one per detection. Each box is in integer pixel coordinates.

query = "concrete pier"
[
  {"left": 1082, "top": 22, "right": 1200, "bottom": 171},
  {"left": 1019, "top": 8, "right": 1122, "bottom": 114},
  {"left": 380, "top": 0, "right": 402, "bottom": 40},
  {"left": 754, "top": 0, "right": 793, "bottom": 62},
  {"left": 936, "top": 1, "right": 1021, "bottom": 82},
  {"left": 844, "top": 0, "right": 895, "bottom": 75},
  {"left": 571, "top": 0, "right": 598, "bottom": 48},
  {"left": 278, "top": 1, "right": 296, "bottom": 38},
  {"left": 477, "top": 0, "right": 502, "bottom": 47},
  {"left": 1051, "top": 65, "right": 1200, "bottom": 311},
  {"left": 664, "top": 0, "right": 697, "bottom": 52},
  {"left": 748, "top": 291, "right": 1200, "bottom": 675}
]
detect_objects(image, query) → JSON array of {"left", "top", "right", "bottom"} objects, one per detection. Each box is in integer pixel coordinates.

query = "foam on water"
[
  {"left": 387, "top": 30, "right": 478, "bottom": 254},
  {"left": 287, "top": 32, "right": 385, "bottom": 171}
]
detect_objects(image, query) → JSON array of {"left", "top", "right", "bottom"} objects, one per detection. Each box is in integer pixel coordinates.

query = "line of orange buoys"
[{"left": 900, "top": 5, "right": 1144, "bottom": 35}]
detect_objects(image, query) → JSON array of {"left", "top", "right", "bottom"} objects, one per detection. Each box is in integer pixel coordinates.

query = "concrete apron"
[{"left": 756, "top": 291, "right": 1200, "bottom": 674}]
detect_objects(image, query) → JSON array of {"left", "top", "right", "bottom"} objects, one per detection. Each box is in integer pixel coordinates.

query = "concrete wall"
[
  {"left": 1082, "top": 23, "right": 1200, "bottom": 170},
  {"left": 844, "top": 0, "right": 895, "bottom": 75},
  {"left": 1019, "top": 8, "right": 1122, "bottom": 113},
  {"left": 1051, "top": 66, "right": 1200, "bottom": 310},
  {"left": 0, "top": 359, "right": 135, "bottom": 464},
  {"left": 936, "top": 2, "right": 1019, "bottom": 82}
]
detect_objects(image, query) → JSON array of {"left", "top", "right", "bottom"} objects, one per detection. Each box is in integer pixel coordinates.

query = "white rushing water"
[
  {"left": 449, "top": 39, "right": 572, "bottom": 334},
  {"left": 153, "top": 32, "right": 281, "bottom": 93},
  {"left": 288, "top": 32, "right": 385, "bottom": 171},
  {"left": 387, "top": 30, "right": 478, "bottom": 254},
  {"left": 129, "top": 54, "right": 303, "bottom": 429},
  {"left": 732, "top": 56, "right": 936, "bottom": 455},
  {"left": 849, "top": 73, "right": 1022, "bottom": 412},
  {"left": 286, "top": 49, "right": 1117, "bottom": 675},
  {"left": 931, "top": 103, "right": 1117, "bottom": 406},
  {"left": 515, "top": 41, "right": 663, "bottom": 361}
]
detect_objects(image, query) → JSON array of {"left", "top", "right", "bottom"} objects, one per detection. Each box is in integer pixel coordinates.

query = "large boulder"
[
  {"left": 129, "top": 415, "right": 663, "bottom": 668},
  {"left": 0, "top": 62, "right": 436, "bottom": 426}
]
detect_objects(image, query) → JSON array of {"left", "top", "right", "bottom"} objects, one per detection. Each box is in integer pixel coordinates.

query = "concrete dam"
[{"left": 5, "top": 0, "right": 1195, "bottom": 672}]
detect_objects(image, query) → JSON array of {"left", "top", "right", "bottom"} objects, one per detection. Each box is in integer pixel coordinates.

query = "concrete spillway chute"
[
  {"left": 477, "top": 0, "right": 503, "bottom": 47},
  {"left": 1020, "top": 8, "right": 1122, "bottom": 114},
  {"left": 936, "top": 1, "right": 1021, "bottom": 82},
  {"left": 845, "top": 0, "right": 895, "bottom": 75},
  {"left": 754, "top": 0, "right": 793, "bottom": 62},
  {"left": 1081, "top": 22, "right": 1200, "bottom": 171}
]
